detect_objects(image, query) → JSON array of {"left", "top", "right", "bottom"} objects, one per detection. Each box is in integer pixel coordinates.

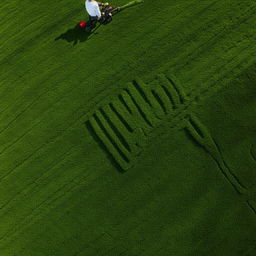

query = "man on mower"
[
  {"left": 85, "top": 0, "right": 119, "bottom": 29},
  {"left": 85, "top": 0, "right": 102, "bottom": 23}
]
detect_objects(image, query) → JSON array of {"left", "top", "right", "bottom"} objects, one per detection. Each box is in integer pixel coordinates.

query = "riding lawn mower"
[{"left": 79, "top": 0, "right": 144, "bottom": 33}]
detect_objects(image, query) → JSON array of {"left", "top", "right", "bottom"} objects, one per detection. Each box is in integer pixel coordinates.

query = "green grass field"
[{"left": 1, "top": 0, "right": 256, "bottom": 255}]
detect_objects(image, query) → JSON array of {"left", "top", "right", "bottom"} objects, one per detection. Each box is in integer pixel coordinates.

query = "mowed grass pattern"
[
  {"left": 85, "top": 73, "right": 187, "bottom": 171},
  {"left": 0, "top": 0, "right": 256, "bottom": 255}
]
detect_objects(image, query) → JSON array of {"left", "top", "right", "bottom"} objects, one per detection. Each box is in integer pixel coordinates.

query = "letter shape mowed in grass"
[
  {"left": 185, "top": 115, "right": 256, "bottom": 215},
  {"left": 85, "top": 73, "right": 186, "bottom": 171}
]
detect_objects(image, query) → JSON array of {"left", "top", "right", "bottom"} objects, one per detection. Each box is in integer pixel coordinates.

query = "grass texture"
[{"left": 0, "top": 0, "right": 256, "bottom": 255}]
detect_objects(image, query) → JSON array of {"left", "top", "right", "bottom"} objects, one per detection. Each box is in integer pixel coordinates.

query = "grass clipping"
[{"left": 120, "top": 0, "right": 144, "bottom": 10}]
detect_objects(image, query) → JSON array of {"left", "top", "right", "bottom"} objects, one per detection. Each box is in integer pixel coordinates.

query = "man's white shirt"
[{"left": 85, "top": 0, "right": 101, "bottom": 18}]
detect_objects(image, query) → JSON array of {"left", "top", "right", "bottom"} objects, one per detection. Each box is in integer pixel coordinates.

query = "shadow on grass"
[{"left": 55, "top": 23, "right": 100, "bottom": 45}]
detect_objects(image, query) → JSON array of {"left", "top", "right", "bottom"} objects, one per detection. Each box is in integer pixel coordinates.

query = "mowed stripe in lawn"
[{"left": 155, "top": 0, "right": 256, "bottom": 90}]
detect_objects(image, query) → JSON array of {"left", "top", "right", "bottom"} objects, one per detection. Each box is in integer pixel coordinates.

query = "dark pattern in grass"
[
  {"left": 85, "top": 73, "right": 185, "bottom": 171},
  {"left": 186, "top": 115, "right": 256, "bottom": 215}
]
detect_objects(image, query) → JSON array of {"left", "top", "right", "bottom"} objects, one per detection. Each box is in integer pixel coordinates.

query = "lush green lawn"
[{"left": 0, "top": 0, "right": 256, "bottom": 255}]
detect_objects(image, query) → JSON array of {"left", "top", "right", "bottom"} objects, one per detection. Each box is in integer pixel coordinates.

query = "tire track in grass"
[
  {"left": 0, "top": 86, "right": 111, "bottom": 180},
  {"left": 0, "top": 55, "right": 61, "bottom": 114},
  {"left": 0, "top": 73, "right": 68, "bottom": 132},
  {"left": 168, "top": 43, "right": 254, "bottom": 131},
  {"left": 157, "top": 48, "right": 256, "bottom": 133},
  {"left": 0, "top": 135, "right": 85, "bottom": 217},
  {"left": 0, "top": 144, "right": 83, "bottom": 221},
  {"left": 0, "top": 78, "right": 118, "bottom": 183},
  {"left": 0, "top": 13, "right": 46, "bottom": 50},
  {"left": 154, "top": 24, "right": 253, "bottom": 101},
  {"left": 154, "top": 4, "right": 252, "bottom": 82},
  {"left": 157, "top": 2, "right": 256, "bottom": 82},
  {"left": 0, "top": 53, "right": 96, "bottom": 124},
  {"left": 0, "top": 98, "right": 73, "bottom": 154},
  {"left": 0, "top": 88, "right": 105, "bottom": 158},
  {"left": 0, "top": 108, "right": 81, "bottom": 180},
  {"left": 0, "top": 68, "right": 107, "bottom": 153},
  {"left": 158, "top": 33, "right": 256, "bottom": 108},
  {"left": 0, "top": 56, "right": 59, "bottom": 114},
  {"left": 0, "top": 1, "right": 78, "bottom": 62},
  {"left": 122, "top": 0, "right": 223, "bottom": 74},
  {"left": 0, "top": 5, "right": 18, "bottom": 29},
  {"left": 0, "top": 115, "right": 95, "bottom": 211},
  {"left": 0, "top": 152, "right": 100, "bottom": 248},
  {"left": 0, "top": 143, "right": 77, "bottom": 212},
  {"left": 176, "top": 11, "right": 256, "bottom": 73},
  {"left": 186, "top": 41, "right": 256, "bottom": 99},
  {"left": 127, "top": 0, "right": 207, "bottom": 42},
  {"left": 0, "top": 174, "right": 87, "bottom": 244},
  {"left": 0, "top": 84, "right": 57, "bottom": 134},
  {"left": 180, "top": 27, "right": 256, "bottom": 88},
  {"left": 141, "top": 0, "right": 224, "bottom": 58},
  {"left": 0, "top": 142, "right": 49, "bottom": 181},
  {"left": 0, "top": 157, "right": 84, "bottom": 240},
  {"left": 0, "top": 39, "right": 92, "bottom": 118}
]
